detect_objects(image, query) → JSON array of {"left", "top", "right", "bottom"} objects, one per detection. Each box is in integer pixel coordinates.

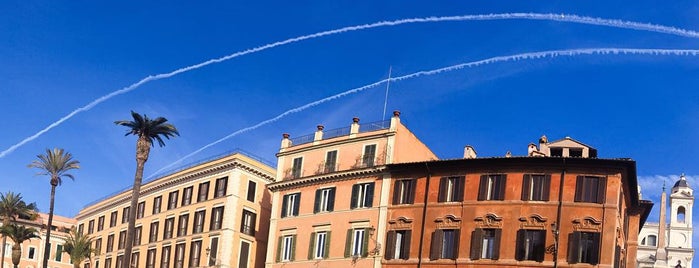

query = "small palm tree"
[
  {"left": 0, "top": 224, "right": 39, "bottom": 268},
  {"left": 64, "top": 227, "right": 95, "bottom": 268},
  {"left": 28, "top": 148, "right": 79, "bottom": 268},
  {"left": 0, "top": 192, "right": 38, "bottom": 266},
  {"left": 115, "top": 111, "right": 178, "bottom": 266}
]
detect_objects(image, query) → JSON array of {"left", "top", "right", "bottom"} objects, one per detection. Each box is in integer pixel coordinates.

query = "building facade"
[
  {"left": 1, "top": 213, "right": 75, "bottom": 268},
  {"left": 75, "top": 152, "right": 275, "bottom": 268},
  {"left": 637, "top": 174, "right": 694, "bottom": 268}
]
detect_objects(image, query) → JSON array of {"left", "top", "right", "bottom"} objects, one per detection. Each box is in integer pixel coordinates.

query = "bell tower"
[{"left": 668, "top": 173, "right": 694, "bottom": 267}]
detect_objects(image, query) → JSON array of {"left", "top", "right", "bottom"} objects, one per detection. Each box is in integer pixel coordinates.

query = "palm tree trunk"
[
  {"left": 12, "top": 244, "right": 21, "bottom": 268},
  {"left": 123, "top": 136, "right": 150, "bottom": 268},
  {"left": 1, "top": 231, "right": 6, "bottom": 268},
  {"left": 42, "top": 183, "right": 57, "bottom": 268}
]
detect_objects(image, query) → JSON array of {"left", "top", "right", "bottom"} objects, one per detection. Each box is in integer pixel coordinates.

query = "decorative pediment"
[
  {"left": 435, "top": 214, "right": 461, "bottom": 228},
  {"left": 518, "top": 214, "right": 548, "bottom": 230},
  {"left": 474, "top": 213, "right": 503, "bottom": 228},
  {"left": 572, "top": 216, "right": 602, "bottom": 232},
  {"left": 388, "top": 217, "right": 414, "bottom": 229}
]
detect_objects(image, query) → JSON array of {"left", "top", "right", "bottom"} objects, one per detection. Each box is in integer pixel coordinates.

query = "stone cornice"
[
  {"left": 268, "top": 166, "right": 387, "bottom": 191},
  {"left": 276, "top": 131, "right": 395, "bottom": 157}
]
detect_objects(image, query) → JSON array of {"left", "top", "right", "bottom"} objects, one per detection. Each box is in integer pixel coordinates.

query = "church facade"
[{"left": 637, "top": 174, "right": 694, "bottom": 268}]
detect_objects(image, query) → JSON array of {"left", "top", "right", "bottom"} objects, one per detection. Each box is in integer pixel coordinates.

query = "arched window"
[
  {"left": 678, "top": 206, "right": 686, "bottom": 223},
  {"left": 648, "top": 235, "right": 657, "bottom": 247}
]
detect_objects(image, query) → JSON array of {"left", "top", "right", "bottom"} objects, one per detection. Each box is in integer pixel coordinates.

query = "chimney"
[
  {"left": 280, "top": 133, "right": 291, "bottom": 149},
  {"left": 528, "top": 143, "right": 538, "bottom": 156},
  {"left": 389, "top": 110, "right": 400, "bottom": 131},
  {"left": 505, "top": 151, "right": 512, "bottom": 158},
  {"left": 463, "top": 145, "right": 477, "bottom": 159},
  {"left": 538, "top": 135, "right": 549, "bottom": 156},
  {"left": 314, "top": 125, "right": 324, "bottom": 142},
  {"left": 350, "top": 117, "right": 360, "bottom": 138}
]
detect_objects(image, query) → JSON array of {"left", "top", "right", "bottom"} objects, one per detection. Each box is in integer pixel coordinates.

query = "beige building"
[
  {"left": 75, "top": 152, "right": 275, "bottom": 268},
  {"left": 1, "top": 212, "right": 75, "bottom": 268}
]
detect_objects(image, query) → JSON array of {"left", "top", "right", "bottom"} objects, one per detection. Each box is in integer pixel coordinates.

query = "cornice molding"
[{"left": 268, "top": 166, "right": 387, "bottom": 191}]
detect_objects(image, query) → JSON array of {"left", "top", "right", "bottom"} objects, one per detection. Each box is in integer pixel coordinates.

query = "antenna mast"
[{"left": 382, "top": 66, "right": 392, "bottom": 121}]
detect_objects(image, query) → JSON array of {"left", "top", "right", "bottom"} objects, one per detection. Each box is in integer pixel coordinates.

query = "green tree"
[
  {"left": 28, "top": 148, "right": 79, "bottom": 268},
  {"left": 0, "top": 191, "right": 38, "bottom": 267},
  {"left": 64, "top": 227, "right": 95, "bottom": 268},
  {"left": 0, "top": 224, "right": 39, "bottom": 268},
  {"left": 115, "top": 111, "right": 178, "bottom": 267}
]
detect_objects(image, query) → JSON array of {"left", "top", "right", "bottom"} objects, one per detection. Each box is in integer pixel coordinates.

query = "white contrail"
[
  {"left": 2, "top": 13, "right": 699, "bottom": 158},
  {"left": 146, "top": 47, "right": 699, "bottom": 179}
]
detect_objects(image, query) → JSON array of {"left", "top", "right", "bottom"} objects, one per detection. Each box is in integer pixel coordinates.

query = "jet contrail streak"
[
  {"left": 146, "top": 48, "right": 699, "bottom": 179},
  {"left": 3, "top": 13, "right": 699, "bottom": 158}
]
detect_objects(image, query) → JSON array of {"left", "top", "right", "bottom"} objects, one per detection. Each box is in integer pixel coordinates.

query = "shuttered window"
[
  {"left": 429, "top": 229, "right": 459, "bottom": 260},
  {"left": 567, "top": 231, "right": 600, "bottom": 265},
  {"left": 385, "top": 230, "right": 412, "bottom": 260},
  {"left": 281, "top": 193, "right": 301, "bottom": 217},
  {"left": 313, "top": 187, "right": 336, "bottom": 213},
  {"left": 469, "top": 228, "right": 501, "bottom": 260},
  {"left": 350, "top": 183, "right": 374, "bottom": 209},
  {"left": 515, "top": 229, "right": 546, "bottom": 262},
  {"left": 574, "top": 176, "right": 606, "bottom": 204},
  {"left": 438, "top": 176, "right": 465, "bottom": 202},
  {"left": 477, "top": 175, "right": 506, "bottom": 201},
  {"left": 521, "top": 174, "right": 551, "bottom": 201},
  {"left": 307, "top": 231, "right": 331, "bottom": 260},
  {"left": 344, "top": 228, "right": 370, "bottom": 258},
  {"left": 277, "top": 235, "right": 296, "bottom": 262},
  {"left": 392, "top": 179, "right": 416, "bottom": 205}
]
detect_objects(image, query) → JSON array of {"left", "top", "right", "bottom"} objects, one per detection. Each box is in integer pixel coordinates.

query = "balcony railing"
[
  {"left": 324, "top": 126, "right": 351, "bottom": 139},
  {"left": 289, "top": 133, "right": 314, "bottom": 146},
  {"left": 359, "top": 120, "right": 390, "bottom": 133}
]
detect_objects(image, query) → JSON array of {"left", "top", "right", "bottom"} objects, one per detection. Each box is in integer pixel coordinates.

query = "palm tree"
[
  {"left": 0, "top": 223, "right": 39, "bottom": 268},
  {"left": 28, "top": 148, "right": 79, "bottom": 268},
  {"left": 115, "top": 111, "right": 178, "bottom": 267},
  {"left": 64, "top": 227, "right": 95, "bottom": 268},
  {"left": 0, "top": 192, "right": 38, "bottom": 267}
]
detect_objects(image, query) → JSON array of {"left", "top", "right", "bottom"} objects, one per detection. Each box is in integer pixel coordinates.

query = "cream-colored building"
[
  {"left": 75, "top": 152, "right": 275, "bottom": 268},
  {"left": 1, "top": 212, "right": 75, "bottom": 268}
]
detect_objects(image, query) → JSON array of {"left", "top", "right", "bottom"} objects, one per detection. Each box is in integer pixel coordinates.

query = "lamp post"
[{"left": 205, "top": 247, "right": 211, "bottom": 267}]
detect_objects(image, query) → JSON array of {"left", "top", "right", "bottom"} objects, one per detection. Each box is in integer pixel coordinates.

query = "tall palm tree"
[
  {"left": 28, "top": 148, "right": 79, "bottom": 268},
  {"left": 115, "top": 111, "right": 178, "bottom": 267},
  {"left": 0, "top": 223, "right": 39, "bottom": 268},
  {"left": 0, "top": 192, "right": 38, "bottom": 267},
  {"left": 64, "top": 227, "right": 95, "bottom": 268}
]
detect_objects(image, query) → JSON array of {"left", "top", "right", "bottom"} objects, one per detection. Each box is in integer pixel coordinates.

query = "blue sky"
[{"left": 2, "top": 0, "right": 699, "bottom": 262}]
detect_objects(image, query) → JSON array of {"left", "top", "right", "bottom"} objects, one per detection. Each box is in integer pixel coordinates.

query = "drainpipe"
[
  {"left": 554, "top": 159, "right": 566, "bottom": 268},
  {"left": 417, "top": 162, "right": 432, "bottom": 268}
]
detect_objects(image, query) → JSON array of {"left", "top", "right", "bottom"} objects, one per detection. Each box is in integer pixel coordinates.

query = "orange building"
[
  {"left": 266, "top": 113, "right": 652, "bottom": 268},
  {"left": 1, "top": 212, "right": 75, "bottom": 268},
  {"left": 75, "top": 152, "right": 275, "bottom": 268}
]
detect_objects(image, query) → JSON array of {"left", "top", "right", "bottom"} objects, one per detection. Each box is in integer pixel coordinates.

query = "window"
[
  {"left": 178, "top": 214, "right": 189, "bottom": 237},
  {"left": 164, "top": 217, "right": 175, "bottom": 239},
  {"left": 438, "top": 176, "right": 465, "bottom": 202},
  {"left": 56, "top": 244, "right": 63, "bottom": 261},
  {"left": 325, "top": 150, "right": 338, "bottom": 172},
  {"left": 189, "top": 240, "right": 202, "bottom": 267},
  {"left": 246, "top": 181, "right": 256, "bottom": 202},
  {"left": 193, "top": 210, "right": 205, "bottom": 234},
  {"left": 345, "top": 228, "right": 369, "bottom": 257},
  {"left": 174, "top": 243, "right": 185, "bottom": 268},
  {"left": 153, "top": 196, "right": 162, "bottom": 214},
  {"left": 137, "top": 201, "right": 145, "bottom": 219},
  {"left": 277, "top": 235, "right": 296, "bottom": 262},
  {"left": 95, "top": 260, "right": 99, "bottom": 268},
  {"left": 118, "top": 230, "right": 126, "bottom": 249},
  {"left": 574, "top": 176, "right": 606, "bottom": 203},
  {"left": 27, "top": 247, "right": 35, "bottom": 259},
  {"left": 313, "top": 187, "right": 336, "bottom": 213},
  {"left": 515, "top": 229, "right": 546, "bottom": 262},
  {"left": 281, "top": 193, "right": 301, "bottom": 217},
  {"left": 470, "top": 228, "right": 501, "bottom": 260},
  {"left": 134, "top": 226, "right": 142, "bottom": 245},
  {"left": 350, "top": 183, "right": 374, "bottom": 209},
  {"left": 131, "top": 252, "right": 139, "bottom": 268},
  {"left": 477, "top": 175, "right": 506, "bottom": 201},
  {"left": 115, "top": 255, "right": 123, "bottom": 268},
  {"left": 208, "top": 237, "right": 219, "bottom": 266},
  {"left": 198, "top": 182, "right": 209, "bottom": 202},
  {"left": 393, "top": 179, "right": 416, "bottom": 205},
  {"left": 182, "top": 186, "right": 193, "bottom": 206},
  {"left": 94, "top": 238, "right": 102, "bottom": 255},
  {"left": 88, "top": 220, "right": 95, "bottom": 234},
  {"left": 210, "top": 207, "right": 224, "bottom": 230},
  {"left": 168, "top": 191, "right": 179, "bottom": 210},
  {"left": 678, "top": 206, "right": 686, "bottom": 223},
  {"left": 149, "top": 221, "right": 159, "bottom": 243},
  {"left": 122, "top": 207, "right": 130, "bottom": 223},
  {"left": 289, "top": 157, "right": 303, "bottom": 179},
  {"left": 110, "top": 211, "right": 118, "bottom": 227},
  {"left": 570, "top": 148, "right": 583, "bottom": 157},
  {"left": 647, "top": 235, "right": 657, "bottom": 247},
  {"left": 106, "top": 234, "right": 114, "bottom": 252},
  {"left": 550, "top": 147, "right": 563, "bottom": 157},
  {"left": 84, "top": 263, "right": 90, "bottom": 268},
  {"left": 104, "top": 258, "right": 111, "bottom": 268},
  {"left": 161, "top": 245, "right": 171, "bottom": 268},
  {"left": 239, "top": 241, "right": 250, "bottom": 268},
  {"left": 430, "top": 229, "right": 459, "bottom": 260},
  {"left": 522, "top": 174, "right": 551, "bottom": 201},
  {"left": 241, "top": 210, "right": 256, "bottom": 236},
  {"left": 385, "top": 230, "right": 411, "bottom": 260},
  {"left": 214, "top": 177, "right": 228, "bottom": 198},
  {"left": 309, "top": 231, "right": 330, "bottom": 260},
  {"left": 567, "top": 231, "right": 600, "bottom": 264},
  {"left": 362, "top": 144, "right": 377, "bottom": 167},
  {"left": 146, "top": 248, "right": 156, "bottom": 268},
  {"left": 78, "top": 224, "right": 84, "bottom": 234},
  {"left": 97, "top": 216, "right": 105, "bottom": 231}
]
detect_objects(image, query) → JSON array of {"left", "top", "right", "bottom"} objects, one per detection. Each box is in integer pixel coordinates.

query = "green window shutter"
[
  {"left": 276, "top": 236, "right": 283, "bottom": 262},
  {"left": 344, "top": 229, "right": 353, "bottom": 258},
  {"left": 324, "top": 231, "right": 331, "bottom": 259},
  {"left": 362, "top": 228, "right": 370, "bottom": 257},
  {"left": 290, "top": 235, "right": 297, "bottom": 261},
  {"left": 281, "top": 196, "right": 288, "bottom": 218},
  {"left": 308, "top": 232, "right": 316, "bottom": 260}
]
